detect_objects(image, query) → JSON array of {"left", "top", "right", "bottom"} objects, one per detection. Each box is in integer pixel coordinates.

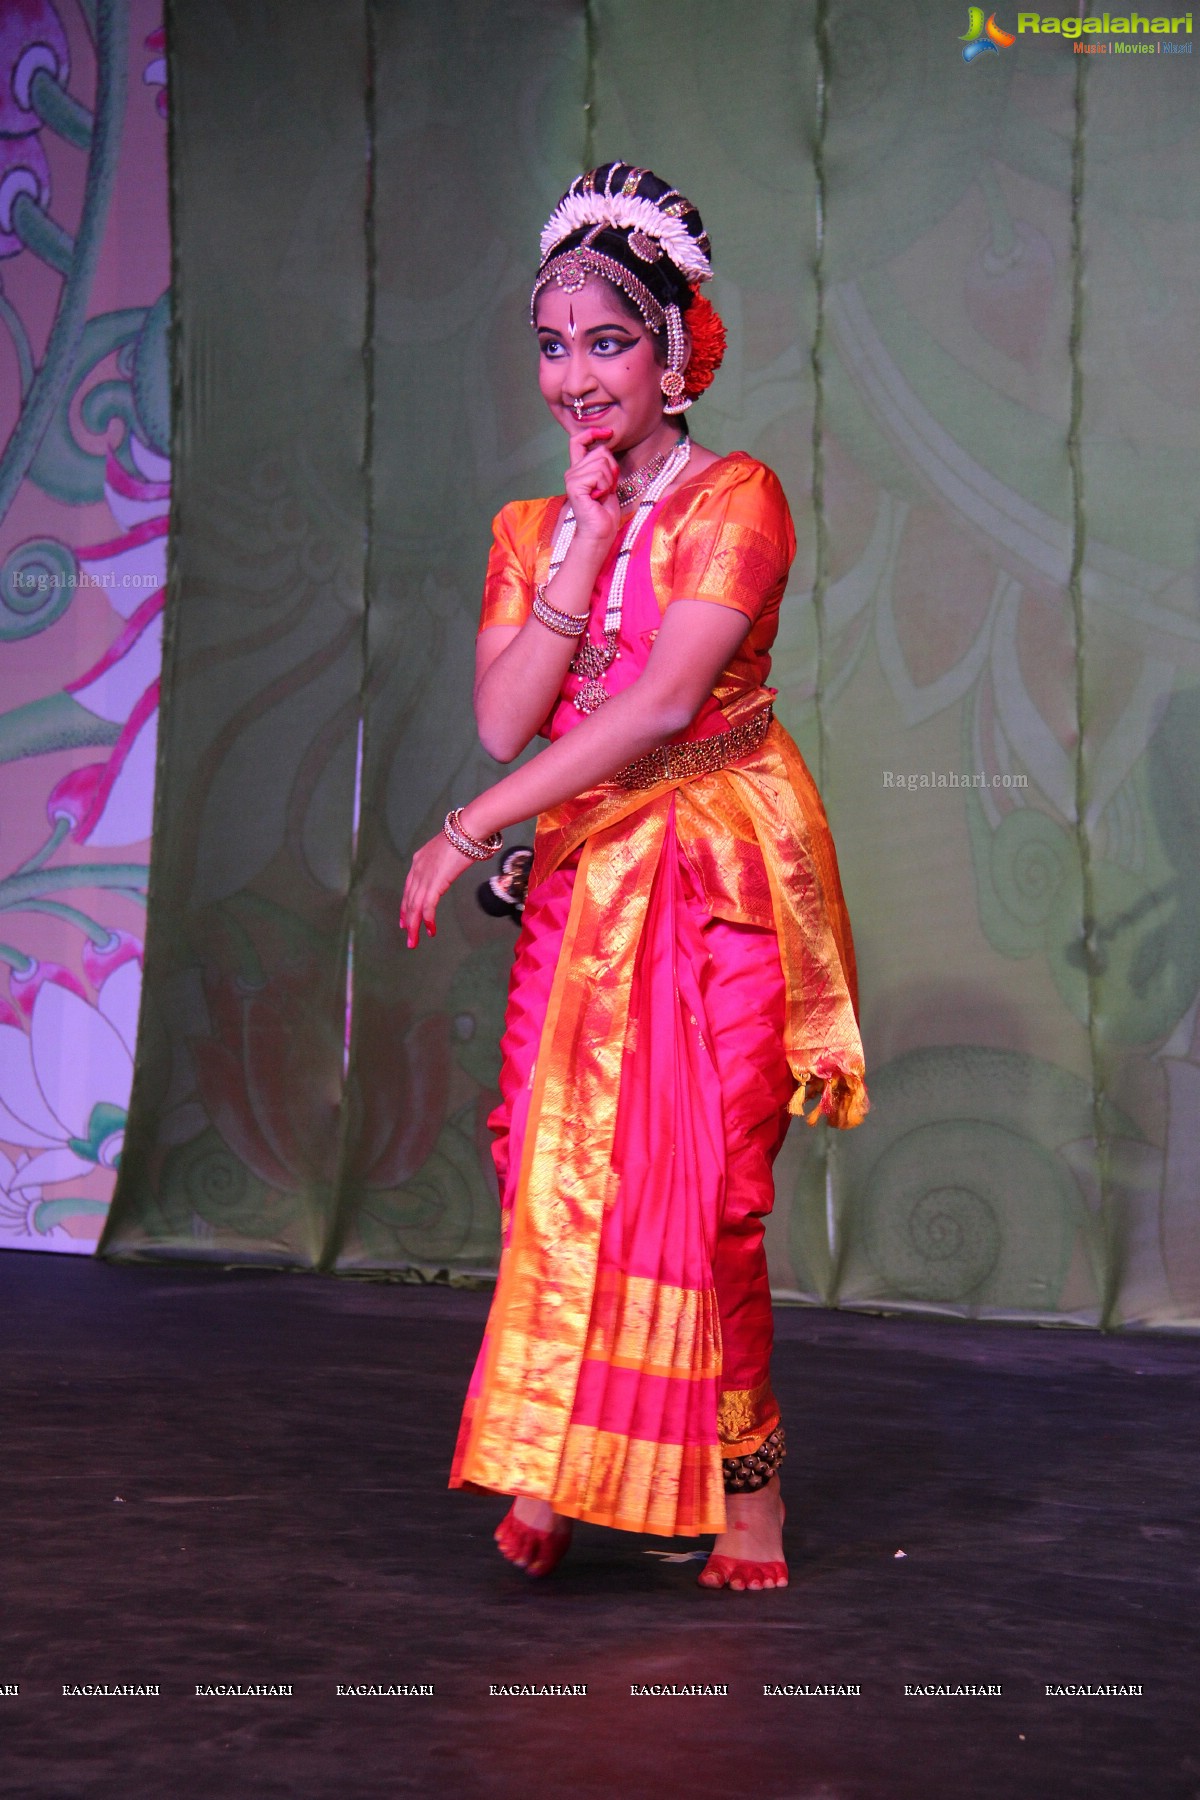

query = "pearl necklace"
[{"left": 544, "top": 437, "right": 692, "bottom": 714}]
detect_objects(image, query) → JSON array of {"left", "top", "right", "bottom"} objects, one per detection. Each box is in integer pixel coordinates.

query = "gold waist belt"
[{"left": 612, "top": 702, "right": 774, "bottom": 791}]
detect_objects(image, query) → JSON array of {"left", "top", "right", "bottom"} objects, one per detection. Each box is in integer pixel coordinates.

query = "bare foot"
[
  {"left": 494, "top": 1495, "right": 573, "bottom": 1577},
  {"left": 697, "top": 1474, "right": 787, "bottom": 1591}
]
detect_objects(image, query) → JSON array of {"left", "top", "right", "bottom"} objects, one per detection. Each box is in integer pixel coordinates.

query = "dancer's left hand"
[{"left": 400, "top": 833, "right": 475, "bottom": 947}]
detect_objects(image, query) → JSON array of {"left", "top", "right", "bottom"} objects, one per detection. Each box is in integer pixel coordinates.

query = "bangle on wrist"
[
  {"left": 532, "top": 582, "right": 590, "bottom": 638},
  {"left": 443, "top": 807, "right": 502, "bottom": 862}
]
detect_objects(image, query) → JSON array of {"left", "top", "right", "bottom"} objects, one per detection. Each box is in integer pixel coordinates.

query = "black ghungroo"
[{"left": 722, "top": 1423, "right": 786, "bottom": 1493}]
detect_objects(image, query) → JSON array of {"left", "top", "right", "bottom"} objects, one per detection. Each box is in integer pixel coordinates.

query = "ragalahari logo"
[{"left": 961, "top": 7, "right": 1018, "bottom": 57}]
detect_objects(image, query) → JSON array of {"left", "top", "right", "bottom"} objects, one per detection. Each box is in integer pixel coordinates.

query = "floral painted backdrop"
[{"left": 0, "top": 0, "right": 167, "bottom": 1251}]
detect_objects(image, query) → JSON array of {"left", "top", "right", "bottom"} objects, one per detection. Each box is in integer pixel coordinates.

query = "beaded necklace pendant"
[{"left": 570, "top": 630, "right": 619, "bottom": 714}]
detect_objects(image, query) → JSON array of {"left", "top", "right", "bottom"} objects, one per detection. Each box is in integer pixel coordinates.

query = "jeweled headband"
[{"left": 530, "top": 163, "right": 726, "bottom": 415}]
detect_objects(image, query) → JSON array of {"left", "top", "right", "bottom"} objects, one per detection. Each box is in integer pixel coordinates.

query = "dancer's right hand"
[{"left": 564, "top": 426, "right": 620, "bottom": 547}]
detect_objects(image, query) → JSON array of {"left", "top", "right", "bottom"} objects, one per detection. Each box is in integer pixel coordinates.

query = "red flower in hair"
[{"left": 684, "top": 288, "right": 727, "bottom": 399}]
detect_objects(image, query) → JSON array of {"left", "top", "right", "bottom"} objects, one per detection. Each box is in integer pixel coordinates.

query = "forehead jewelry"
[
  {"left": 531, "top": 240, "right": 665, "bottom": 335},
  {"left": 540, "top": 436, "right": 691, "bottom": 714}
]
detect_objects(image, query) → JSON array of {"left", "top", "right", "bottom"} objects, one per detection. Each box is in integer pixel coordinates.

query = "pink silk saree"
[{"left": 450, "top": 456, "right": 866, "bottom": 1537}]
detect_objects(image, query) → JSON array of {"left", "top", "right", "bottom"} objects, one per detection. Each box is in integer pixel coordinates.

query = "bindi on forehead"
[{"left": 568, "top": 303, "right": 576, "bottom": 340}]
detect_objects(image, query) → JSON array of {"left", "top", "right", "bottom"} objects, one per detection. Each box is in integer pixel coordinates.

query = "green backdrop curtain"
[{"left": 103, "top": 0, "right": 1200, "bottom": 1331}]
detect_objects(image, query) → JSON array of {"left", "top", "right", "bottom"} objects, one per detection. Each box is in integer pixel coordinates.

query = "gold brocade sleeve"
[
  {"left": 478, "top": 498, "right": 560, "bottom": 633},
  {"left": 651, "top": 455, "right": 796, "bottom": 622}
]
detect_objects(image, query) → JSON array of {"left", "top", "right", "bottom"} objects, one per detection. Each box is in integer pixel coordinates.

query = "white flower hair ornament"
[{"left": 539, "top": 189, "right": 712, "bottom": 284}]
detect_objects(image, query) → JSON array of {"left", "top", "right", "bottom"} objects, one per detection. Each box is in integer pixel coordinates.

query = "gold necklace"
[{"left": 615, "top": 440, "right": 683, "bottom": 509}]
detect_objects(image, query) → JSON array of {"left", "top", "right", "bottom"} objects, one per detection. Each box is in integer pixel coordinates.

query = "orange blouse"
[{"left": 478, "top": 452, "right": 795, "bottom": 703}]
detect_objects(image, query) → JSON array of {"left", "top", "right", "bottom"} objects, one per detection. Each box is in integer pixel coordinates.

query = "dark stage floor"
[{"left": 1, "top": 1255, "right": 1197, "bottom": 1800}]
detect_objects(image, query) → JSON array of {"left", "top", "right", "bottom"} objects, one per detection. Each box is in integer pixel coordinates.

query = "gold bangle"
[
  {"left": 532, "top": 583, "right": 589, "bottom": 638},
  {"left": 443, "top": 807, "right": 502, "bottom": 862}
]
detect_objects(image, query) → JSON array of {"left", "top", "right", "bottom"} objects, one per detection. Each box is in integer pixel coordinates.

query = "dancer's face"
[{"left": 534, "top": 278, "right": 668, "bottom": 454}]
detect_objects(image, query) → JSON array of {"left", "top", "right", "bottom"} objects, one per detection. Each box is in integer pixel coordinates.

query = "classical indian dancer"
[{"left": 400, "top": 163, "right": 867, "bottom": 1592}]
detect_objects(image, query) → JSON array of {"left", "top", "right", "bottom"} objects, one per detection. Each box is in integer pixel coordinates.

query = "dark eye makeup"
[{"left": 536, "top": 329, "right": 640, "bottom": 357}]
